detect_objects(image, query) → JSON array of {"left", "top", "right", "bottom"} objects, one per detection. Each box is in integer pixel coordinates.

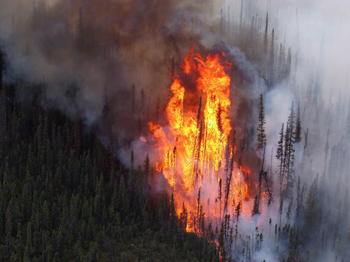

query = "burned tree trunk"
[{"left": 224, "top": 130, "right": 236, "bottom": 215}]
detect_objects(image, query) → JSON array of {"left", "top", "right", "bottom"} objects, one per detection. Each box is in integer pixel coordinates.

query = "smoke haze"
[{"left": 1, "top": 0, "right": 349, "bottom": 261}]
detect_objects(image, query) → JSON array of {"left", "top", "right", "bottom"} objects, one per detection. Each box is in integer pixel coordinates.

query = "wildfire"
[{"left": 149, "top": 47, "right": 248, "bottom": 232}]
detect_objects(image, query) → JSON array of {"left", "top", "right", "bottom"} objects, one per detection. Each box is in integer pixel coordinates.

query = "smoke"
[
  {"left": 0, "top": 0, "right": 215, "bottom": 125},
  {"left": 1, "top": 0, "right": 350, "bottom": 261},
  {"left": 220, "top": 1, "right": 350, "bottom": 261}
]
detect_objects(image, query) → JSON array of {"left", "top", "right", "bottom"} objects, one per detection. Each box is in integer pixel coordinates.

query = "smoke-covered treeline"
[{"left": 0, "top": 0, "right": 349, "bottom": 261}]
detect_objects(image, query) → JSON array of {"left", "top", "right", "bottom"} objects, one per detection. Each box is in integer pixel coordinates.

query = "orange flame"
[{"left": 149, "top": 48, "right": 248, "bottom": 232}]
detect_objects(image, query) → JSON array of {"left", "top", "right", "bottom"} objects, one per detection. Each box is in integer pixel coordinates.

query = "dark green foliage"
[
  {"left": 284, "top": 102, "right": 296, "bottom": 198},
  {"left": 0, "top": 87, "right": 220, "bottom": 261},
  {"left": 303, "top": 177, "right": 320, "bottom": 232}
]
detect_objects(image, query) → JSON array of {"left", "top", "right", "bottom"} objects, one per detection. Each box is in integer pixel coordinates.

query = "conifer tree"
[
  {"left": 257, "top": 94, "right": 266, "bottom": 151},
  {"left": 170, "top": 193, "right": 176, "bottom": 232},
  {"left": 279, "top": 192, "right": 284, "bottom": 227},
  {"left": 180, "top": 202, "right": 187, "bottom": 231},
  {"left": 276, "top": 123, "right": 284, "bottom": 195},
  {"left": 263, "top": 171, "right": 273, "bottom": 206},
  {"left": 324, "top": 128, "right": 330, "bottom": 174},
  {"left": 304, "top": 178, "right": 320, "bottom": 230},
  {"left": 144, "top": 154, "right": 150, "bottom": 194},
  {"left": 284, "top": 102, "right": 296, "bottom": 198},
  {"left": 252, "top": 195, "right": 259, "bottom": 216},
  {"left": 295, "top": 176, "right": 302, "bottom": 220},
  {"left": 25, "top": 222, "right": 32, "bottom": 258},
  {"left": 234, "top": 201, "right": 241, "bottom": 242},
  {"left": 286, "top": 199, "right": 293, "bottom": 222},
  {"left": 295, "top": 102, "right": 302, "bottom": 143},
  {"left": 264, "top": 13, "right": 268, "bottom": 53},
  {"left": 269, "top": 29, "right": 275, "bottom": 86},
  {"left": 224, "top": 130, "right": 236, "bottom": 215},
  {"left": 0, "top": 49, "right": 7, "bottom": 148},
  {"left": 218, "top": 178, "right": 222, "bottom": 219}
]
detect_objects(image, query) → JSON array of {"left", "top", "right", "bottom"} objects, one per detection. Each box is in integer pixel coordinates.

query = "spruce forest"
[{"left": 0, "top": 0, "right": 349, "bottom": 261}]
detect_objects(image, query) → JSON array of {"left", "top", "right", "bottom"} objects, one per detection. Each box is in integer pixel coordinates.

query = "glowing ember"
[{"left": 149, "top": 47, "right": 248, "bottom": 232}]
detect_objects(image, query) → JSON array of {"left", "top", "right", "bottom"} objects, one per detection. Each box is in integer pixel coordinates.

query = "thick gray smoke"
[
  {"left": 0, "top": 0, "right": 214, "bottom": 124},
  {"left": 1, "top": 0, "right": 349, "bottom": 261}
]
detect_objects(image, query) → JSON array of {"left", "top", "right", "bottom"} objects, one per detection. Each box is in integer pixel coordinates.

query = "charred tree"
[
  {"left": 295, "top": 101, "right": 302, "bottom": 143},
  {"left": 263, "top": 171, "right": 273, "bottom": 206},
  {"left": 193, "top": 96, "right": 203, "bottom": 175},
  {"left": 196, "top": 121, "right": 203, "bottom": 174},
  {"left": 218, "top": 178, "right": 222, "bottom": 220},
  {"left": 303, "top": 128, "right": 309, "bottom": 158},
  {"left": 269, "top": 29, "right": 275, "bottom": 87},
  {"left": 217, "top": 102, "right": 223, "bottom": 133},
  {"left": 234, "top": 201, "right": 242, "bottom": 243},
  {"left": 223, "top": 130, "right": 236, "bottom": 215},
  {"left": 195, "top": 187, "right": 203, "bottom": 233},
  {"left": 252, "top": 195, "right": 259, "bottom": 216}
]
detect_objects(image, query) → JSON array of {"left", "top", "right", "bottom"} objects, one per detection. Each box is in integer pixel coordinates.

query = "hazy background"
[{"left": 0, "top": 0, "right": 349, "bottom": 261}]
